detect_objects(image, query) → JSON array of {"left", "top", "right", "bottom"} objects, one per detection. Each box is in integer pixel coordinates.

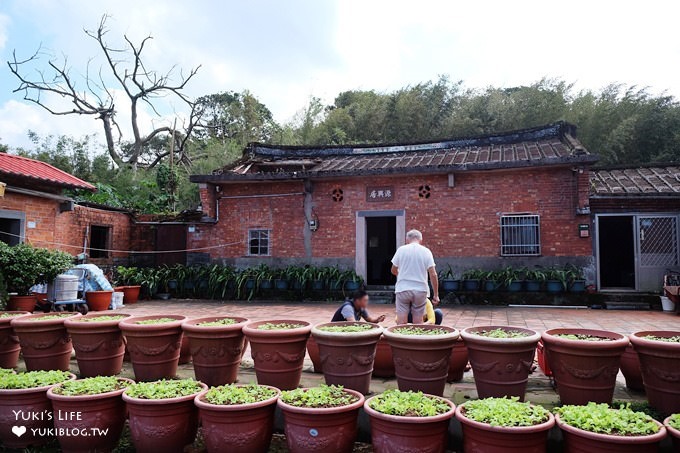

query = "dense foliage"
[
  {"left": 369, "top": 389, "right": 451, "bottom": 417},
  {"left": 669, "top": 414, "right": 680, "bottom": 430},
  {"left": 0, "top": 370, "right": 72, "bottom": 389},
  {"left": 280, "top": 385, "right": 358, "bottom": 408},
  {"left": 203, "top": 384, "right": 278, "bottom": 405},
  {"left": 0, "top": 243, "right": 74, "bottom": 295},
  {"left": 461, "top": 397, "right": 549, "bottom": 427},
  {"left": 556, "top": 403, "right": 659, "bottom": 436},
  {"left": 52, "top": 376, "right": 129, "bottom": 396},
  {"left": 125, "top": 379, "right": 203, "bottom": 399}
]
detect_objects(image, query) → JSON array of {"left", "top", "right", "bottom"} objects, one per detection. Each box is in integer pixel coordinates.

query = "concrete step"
[{"left": 365, "top": 290, "right": 395, "bottom": 304}]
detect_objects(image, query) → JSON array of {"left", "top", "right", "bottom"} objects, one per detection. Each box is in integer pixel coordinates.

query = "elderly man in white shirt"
[{"left": 390, "top": 229, "right": 440, "bottom": 325}]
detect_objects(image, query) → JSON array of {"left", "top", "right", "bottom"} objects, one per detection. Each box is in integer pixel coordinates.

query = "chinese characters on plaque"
[{"left": 366, "top": 186, "right": 394, "bottom": 202}]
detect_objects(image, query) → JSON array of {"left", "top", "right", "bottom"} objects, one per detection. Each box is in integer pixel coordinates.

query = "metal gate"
[{"left": 637, "top": 216, "right": 679, "bottom": 291}]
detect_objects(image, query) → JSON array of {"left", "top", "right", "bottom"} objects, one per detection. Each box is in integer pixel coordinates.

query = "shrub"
[
  {"left": 0, "top": 370, "right": 72, "bottom": 389},
  {"left": 52, "top": 376, "right": 129, "bottom": 396},
  {"left": 317, "top": 323, "right": 375, "bottom": 333},
  {"left": 125, "top": 379, "right": 203, "bottom": 399},
  {"left": 203, "top": 384, "right": 278, "bottom": 405},
  {"left": 556, "top": 403, "right": 659, "bottom": 436},
  {"left": 369, "top": 389, "right": 451, "bottom": 417},
  {"left": 0, "top": 243, "right": 73, "bottom": 295},
  {"left": 281, "top": 385, "right": 358, "bottom": 408},
  {"left": 461, "top": 397, "right": 549, "bottom": 427}
]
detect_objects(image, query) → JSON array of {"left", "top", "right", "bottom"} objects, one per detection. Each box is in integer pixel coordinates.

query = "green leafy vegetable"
[
  {"left": 369, "top": 389, "right": 451, "bottom": 417},
  {"left": 643, "top": 335, "right": 680, "bottom": 343},
  {"left": 198, "top": 318, "right": 237, "bottom": 327},
  {"left": 125, "top": 379, "right": 203, "bottom": 399},
  {"left": 0, "top": 370, "right": 72, "bottom": 389},
  {"left": 257, "top": 322, "right": 304, "bottom": 330},
  {"left": 462, "top": 397, "right": 549, "bottom": 427},
  {"left": 52, "top": 376, "right": 129, "bottom": 396},
  {"left": 135, "top": 317, "right": 177, "bottom": 325},
  {"left": 554, "top": 333, "right": 614, "bottom": 341},
  {"left": 472, "top": 328, "right": 530, "bottom": 339},
  {"left": 556, "top": 403, "right": 659, "bottom": 436},
  {"left": 0, "top": 312, "right": 26, "bottom": 318},
  {"left": 392, "top": 326, "right": 449, "bottom": 336},
  {"left": 281, "top": 385, "right": 358, "bottom": 408},
  {"left": 26, "top": 313, "right": 75, "bottom": 321},
  {"left": 317, "top": 323, "right": 375, "bottom": 333},
  {"left": 669, "top": 414, "right": 680, "bottom": 430},
  {"left": 0, "top": 368, "right": 15, "bottom": 377},
  {"left": 203, "top": 384, "right": 277, "bottom": 405},
  {"left": 78, "top": 315, "right": 127, "bottom": 322}
]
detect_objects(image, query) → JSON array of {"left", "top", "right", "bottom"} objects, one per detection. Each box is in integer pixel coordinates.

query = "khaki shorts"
[{"left": 395, "top": 290, "right": 428, "bottom": 320}]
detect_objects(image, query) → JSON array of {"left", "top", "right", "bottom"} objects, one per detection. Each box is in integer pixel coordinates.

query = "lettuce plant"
[
  {"left": 26, "top": 313, "right": 75, "bottom": 321},
  {"left": 281, "top": 385, "right": 358, "bottom": 408},
  {"left": 472, "top": 328, "right": 529, "bottom": 339},
  {"left": 317, "top": 323, "right": 375, "bottom": 333},
  {"left": 125, "top": 379, "right": 203, "bottom": 399},
  {"left": 392, "top": 326, "right": 449, "bottom": 336},
  {"left": 643, "top": 335, "right": 680, "bottom": 343},
  {"left": 0, "top": 312, "right": 25, "bottom": 319},
  {"left": 0, "top": 370, "right": 72, "bottom": 389},
  {"left": 555, "top": 333, "right": 614, "bottom": 341},
  {"left": 556, "top": 403, "right": 659, "bottom": 436},
  {"left": 203, "top": 384, "right": 277, "bottom": 405},
  {"left": 52, "top": 376, "right": 129, "bottom": 396},
  {"left": 257, "top": 322, "right": 304, "bottom": 330},
  {"left": 198, "top": 318, "right": 237, "bottom": 327},
  {"left": 669, "top": 414, "right": 680, "bottom": 430},
  {"left": 78, "top": 315, "right": 127, "bottom": 322},
  {"left": 461, "top": 397, "right": 549, "bottom": 427},
  {"left": 369, "top": 389, "right": 451, "bottom": 417},
  {"left": 135, "top": 317, "right": 177, "bottom": 325}
]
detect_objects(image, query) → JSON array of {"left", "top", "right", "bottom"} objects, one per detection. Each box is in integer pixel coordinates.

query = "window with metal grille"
[
  {"left": 248, "top": 229, "right": 270, "bottom": 256},
  {"left": 500, "top": 214, "right": 540, "bottom": 256}
]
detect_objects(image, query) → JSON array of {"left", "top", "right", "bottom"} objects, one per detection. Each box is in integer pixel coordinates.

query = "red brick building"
[{"left": 190, "top": 122, "right": 597, "bottom": 285}]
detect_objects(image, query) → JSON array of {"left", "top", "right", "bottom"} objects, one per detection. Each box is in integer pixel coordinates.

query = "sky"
[{"left": 0, "top": 0, "right": 679, "bottom": 150}]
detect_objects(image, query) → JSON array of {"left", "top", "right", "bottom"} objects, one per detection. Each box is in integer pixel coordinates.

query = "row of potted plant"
[
  {"left": 439, "top": 264, "right": 587, "bottom": 293},
  {"left": 1, "top": 368, "right": 678, "bottom": 452}
]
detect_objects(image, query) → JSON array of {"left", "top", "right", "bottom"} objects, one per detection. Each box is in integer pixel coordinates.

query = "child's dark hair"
[{"left": 352, "top": 290, "right": 368, "bottom": 301}]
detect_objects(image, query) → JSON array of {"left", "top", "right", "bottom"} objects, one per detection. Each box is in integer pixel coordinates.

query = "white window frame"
[
  {"left": 500, "top": 214, "right": 541, "bottom": 256},
  {"left": 247, "top": 229, "right": 271, "bottom": 256}
]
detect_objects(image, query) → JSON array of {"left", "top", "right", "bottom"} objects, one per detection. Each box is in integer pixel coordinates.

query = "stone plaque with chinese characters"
[{"left": 366, "top": 186, "right": 394, "bottom": 202}]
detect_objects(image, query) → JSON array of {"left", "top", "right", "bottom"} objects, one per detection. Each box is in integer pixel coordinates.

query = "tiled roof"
[
  {"left": 191, "top": 122, "right": 597, "bottom": 183},
  {"left": 0, "top": 153, "right": 96, "bottom": 191},
  {"left": 591, "top": 166, "right": 680, "bottom": 196}
]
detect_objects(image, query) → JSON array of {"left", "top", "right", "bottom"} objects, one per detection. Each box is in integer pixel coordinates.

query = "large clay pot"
[
  {"left": 47, "top": 377, "right": 134, "bottom": 453},
  {"left": 447, "top": 338, "right": 469, "bottom": 382},
  {"left": 542, "top": 328, "right": 628, "bottom": 405},
  {"left": 64, "top": 313, "right": 130, "bottom": 378},
  {"left": 630, "top": 330, "right": 680, "bottom": 415},
  {"left": 373, "top": 336, "right": 395, "bottom": 378},
  {"left": 383, "top": 325, "right": 459, "bottom": 396},
  {"left": 11, "top": 312, "right": 81, "bottom": 371},
  {"left": 195, "top": 385, "right": 280, "bottom": 453},
  {"left": 122, "top": 285, "right": 141, "bottom": 304},
  {"left": 619, "top": 344, "right": 644, "bottom": 392},
  {"left": 123, "top": 382, "right": 207, "bottom": 453},
  {"left": 278, "top": 387, "right": 365, "bottom": 453},
  {"left": 455, "top": 403, "right": 555, "bottom": 452},
  {"left": 555, "top": 413, "right": 666, "bottom": 452},
  {"left": 242, "top": 320, "right": 312, "bottom": 390},
  {"left": 85, "top": 290, "right": 113, "bottom": 311},
  {"left": 664, "top": 416, "right": 680, "bottom": 451},
  {"left": 182, "top": 316, "right": 248, "bottom": 387},
  {"left": 311, "top": 322, "right": 383, "bottom": 394},
  {"left": 0, "top": 373, "right": 75, "bottom": 449},
  {"left": 306, "top": 336, "right": 322, "bottom": 373},
  {"left": 179, "top": 334, "right": 191, "bottom": 364},
  {"left": 0, "top": 311, "right": 29, "bottom": 368},
  {"left": 119, "top": 315, "right": 186, "bottom": 381},
  {"left": 364, "top": 393, "right": 455, "bottom": 453},
  {"left": 7, "top": 295, "right": 36, "bottom": 312},
  {"left": 461, "top": 326, "right": 540, "bottom": 400}
]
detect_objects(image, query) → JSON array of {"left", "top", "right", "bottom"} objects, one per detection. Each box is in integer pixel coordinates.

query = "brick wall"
[{"left": 189, "top": 166, "right": 593, "bottom": 264}]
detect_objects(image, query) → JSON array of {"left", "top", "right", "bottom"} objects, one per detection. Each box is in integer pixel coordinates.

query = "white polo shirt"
[{"left": 391, "top": 242, "right": 436, "bottom": 293}]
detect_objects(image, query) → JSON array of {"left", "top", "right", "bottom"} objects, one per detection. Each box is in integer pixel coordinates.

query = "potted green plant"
[
  {"left": 0, "top": 311, "right": 29, "bottom": 368},
  {"left": 542, "top": 328, "right": 629, "bottom": 404},
  {"left": 64, "top": 313, "right": 130, "bottom": 377},
  {"left": 364, "top": 389, "right": 455, "bottom": 453},
  {"left": 383, "top": 324, "right": 459, "bottom": 396},
  {"left": 123, "top": 379, "right": 207, "bottom": 452},
  {"left": 524, "top": 267, "right": 545, "bottom": 292},
  {"left": 461, "top": 326, "right": 540, "bottom": 400},
  {"left": 501, "top": 266, "right": 524, "bottom": 292},
  {"left": 119, "top": 315, "right": 186, "bottom": 381},
  {"left": 565, "top": 264, "right": 587, "bottom": 293},
  {"left": 629, "top": 331, "right": 680, "bottom": 415},
  {"left": 242, "top": 320, "right": 312, "bottom": 390},
  {"left": 664, "top": 413, "right": 680, "bottom": 450},
  {"left": 207, "top": 264, "right": 236, "bottom": 299},
  {"left": 182, "top": 316, "right": 249, "bottom": 387},
  {"left": 253, "top": 263, "right": 273, "bottom": 290},
  {"left": 326, "top": 266, "right": 343, "bottom": 291},
  {"left": 278, "top": 385, "right": 365, "bottom": 452},
  {"left": 462, "top": 269, "right": 483, "bottom": 291},
  {"left": 545, "top": 266, "right": 567, "bottom": 293},
  {"left": 115, "top": 266, "right": 143, "bottom": 304},
  {"left": 273, "top": 267, "right": 291, "bottom": 291},
  {"left": 455, "top": 397, "right": 555, "bottom": 452},
  {"left": 195, "top": 384, "right": 280, "bottom": 453},
  {"left": 342, "top": 269, "right": 364, "bottom": 292},
  {"left": 11, "top": 312, "right": 81, "bottom": 371},
  {"left": 0, "top": 370, "right": 75, "bottom": 448},
  {"left": 310, "top": 266, "right": 327, "bottom": 291},
  {"left": 439, "top": 264, "right": 460, "bottom": 292},
  {"left": 47, "top": 376, "right": 133, "bottom": 453},
  {"left": 482, "top": 269, "right": 503, "bottom": 292},
  {"left": 555, "top": 403, "right": 666, "bottom": 452},
  {"left": 311, "top": 322, "right": 383, "bottom": 394}
]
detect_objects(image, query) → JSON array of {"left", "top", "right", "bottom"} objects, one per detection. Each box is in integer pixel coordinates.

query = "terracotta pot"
[
  {"left": 7, "top": 294, "right": 37, "bottom": 312},
  {"left": 664, "top": 416, "right": 680, "bottom": 451},
  {"left": 447, "top": 338, "right": 469, "bottom": 382},
  {"left": 47, "top": 377, "right": 134, "bottom": 453},
  {"left": 195, "top": 385, "right": 280, "bottom": 453},
  {"left": 372, "top": 336, "right": 395, "bottom": 378},
  {"left": 306, "top": 336, "right": 322, "bottom": 373},
  {"left": 555, "top": 413, "right": 666, "bottom": 452},
  {"left": 122, "top": 285, "right": 141, "bottom": 304},
  {"left": 278, "top": 387, "right": 365, "bottom": 453},
  {"left": 630, "top": 330, "right": 680, "bottom": 415},
  {"left": 0, "top": 373, "right": 76, "bottom": 448},
  {"left": 311, "top": 322, "right": 383, "bottom": 394},
  {"left": 242, "top": 320, "right": 312, "bottom": 390},
  {"left": 119, "top": 315, "right": 186, "bottom": 381},
  {"left": 0, "top": 311, "right": 29, "bottom": 368},
  {"left": 619, "top": 343, "right": 644, "bottom": 392},
  {"left": 542, "top": 328, "right": 628, "bottom": 405},
  {"left": 85, "top": 290, "right": 113, "bottom": 311},
  {"left": 383, "top": 325, "right": 459, "bottom": 396},
  {"left": 182, "top": 316, "right": 248, "bottom": 387},
  {"left": 364, "top": 393, "right": 455, "bottom": 453},
  {"left": 461, "top": 326, "right": 540, "bottom": 400},
  {"left": 123, "top": 382, "right": 207, "bottom": 453},
  {"left": 11, "top": 312, "right": 81, "bottom": 371},
  {"left": 455, "top": 403, "right": 555, "bottom": 452},
  {"left": 64, "top": 313, "right": 130, "bottom": 378},
  {"left": 179, "top": 334, "right": 191, "bottom": 364},
  {"left": 32, "top": 292, "right": 48, "bottom": 304}
]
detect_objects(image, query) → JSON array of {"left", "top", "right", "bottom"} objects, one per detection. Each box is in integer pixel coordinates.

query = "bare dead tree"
[{"left": 7, "top": 15, "right": 202, "bottom": 168}]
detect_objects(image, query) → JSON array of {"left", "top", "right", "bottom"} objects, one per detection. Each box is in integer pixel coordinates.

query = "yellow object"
[
  {"left": 0, "top": 182, "right": 5, "bottom": 197},
  {"left": 395, "top": 298, "right": 436, "bottom": 324}
]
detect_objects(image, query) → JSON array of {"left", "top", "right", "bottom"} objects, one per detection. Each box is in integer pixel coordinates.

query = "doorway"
[
  {"left": 598, "top": 216, "right": 636, "bottom": 289},
  {"left": 366, "top": 217, "right": 397, "bottom": 285}
]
